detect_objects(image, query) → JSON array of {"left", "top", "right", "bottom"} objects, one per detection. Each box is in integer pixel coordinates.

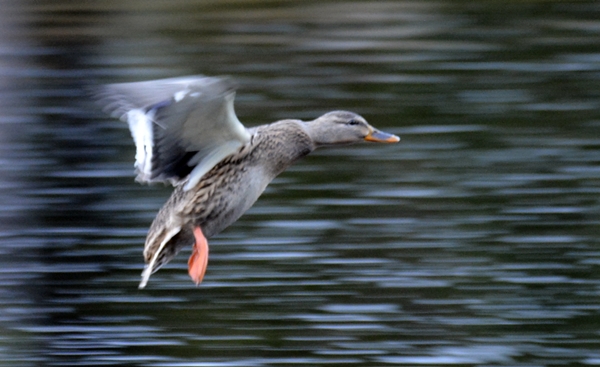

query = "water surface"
[{"left": 1, "top": 1, "right": 599, "bottom": 366}]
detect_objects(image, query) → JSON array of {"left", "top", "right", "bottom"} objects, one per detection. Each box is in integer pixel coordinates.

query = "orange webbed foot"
[{"left": 188, "top": 226, "right": 209, "bottom": 286}]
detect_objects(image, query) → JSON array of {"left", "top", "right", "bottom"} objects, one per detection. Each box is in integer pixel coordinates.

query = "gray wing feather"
[
  {"left": 97, "top": 76, "right": 209, "bottom": 121},
  {"left": 95, "top": 76, "right": 250, "bottom": 188}
]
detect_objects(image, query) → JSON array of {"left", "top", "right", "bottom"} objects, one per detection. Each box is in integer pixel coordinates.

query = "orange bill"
[{"left": 364, "top": 129, "right": 400, "bottom": 143}]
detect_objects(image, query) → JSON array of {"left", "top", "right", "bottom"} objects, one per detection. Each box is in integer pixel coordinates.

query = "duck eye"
[{"left": 347, "top": 120, "right": 360, "bottom": 126}]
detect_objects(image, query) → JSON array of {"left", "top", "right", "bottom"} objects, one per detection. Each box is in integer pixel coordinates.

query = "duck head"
[{"left": 304, "top": 111, "right": 400, "bottom": 147}]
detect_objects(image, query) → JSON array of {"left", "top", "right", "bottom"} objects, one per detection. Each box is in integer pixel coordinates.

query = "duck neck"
[{"left": 256, "top": 120, "right": 316, "bottom": 177}]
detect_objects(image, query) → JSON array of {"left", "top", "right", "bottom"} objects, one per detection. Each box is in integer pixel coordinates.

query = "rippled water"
[{"left": 1, "top": 1, "right": 600, "bottom": 366}]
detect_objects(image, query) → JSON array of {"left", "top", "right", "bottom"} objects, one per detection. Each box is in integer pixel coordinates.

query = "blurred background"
[{"left": 1, "top": 1, "right": 599, "bottom": 366}]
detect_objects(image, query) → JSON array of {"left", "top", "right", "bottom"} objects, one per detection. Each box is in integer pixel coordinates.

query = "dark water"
[{"left": 1, "top": 1, "right": 600, "bottom": 366}]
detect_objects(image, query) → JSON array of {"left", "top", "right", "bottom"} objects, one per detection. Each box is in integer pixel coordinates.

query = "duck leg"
[{"left": 188, "top": 226, "right": 209, "bottom": 285}]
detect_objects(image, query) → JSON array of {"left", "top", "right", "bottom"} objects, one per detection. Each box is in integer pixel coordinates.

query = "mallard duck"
[{"left": 96, "top": 76, "right": 399, "bottom": 288}]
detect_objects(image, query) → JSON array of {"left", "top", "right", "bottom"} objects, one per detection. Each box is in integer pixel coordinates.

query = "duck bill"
[{"left": 364, "top": 129, "right": 400, "bottom": 143}]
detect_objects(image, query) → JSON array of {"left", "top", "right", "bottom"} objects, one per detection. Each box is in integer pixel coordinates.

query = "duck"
[{"left": 95, "top": 75, "right": 400, "bottom": 288}]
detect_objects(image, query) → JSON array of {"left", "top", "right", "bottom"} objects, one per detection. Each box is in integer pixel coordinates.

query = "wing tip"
[{"left": 139, "top": 267, "right": 151, "bottom": 289}]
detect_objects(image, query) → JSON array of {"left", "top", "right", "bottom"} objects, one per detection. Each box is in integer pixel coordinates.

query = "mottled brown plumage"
[
  {"left": 143, "top": 120, "right": 313, "bottom": 274},
  {"left": 95, "top": 76, "right": 399, "bottom": 288}
]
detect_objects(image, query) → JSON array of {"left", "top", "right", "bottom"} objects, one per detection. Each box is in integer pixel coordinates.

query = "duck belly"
[{"left": 197, "top": 167, "right": 271, "bottom": 238}]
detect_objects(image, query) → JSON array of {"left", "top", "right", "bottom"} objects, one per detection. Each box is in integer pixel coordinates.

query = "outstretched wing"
[{"left": 95, "top": 75, "right": 250, "bottom": 190}]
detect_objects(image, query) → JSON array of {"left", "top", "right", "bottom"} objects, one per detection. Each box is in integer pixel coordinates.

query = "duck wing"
[{"left": 95, "top": 76, "right": 250, "bottom": 190}]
